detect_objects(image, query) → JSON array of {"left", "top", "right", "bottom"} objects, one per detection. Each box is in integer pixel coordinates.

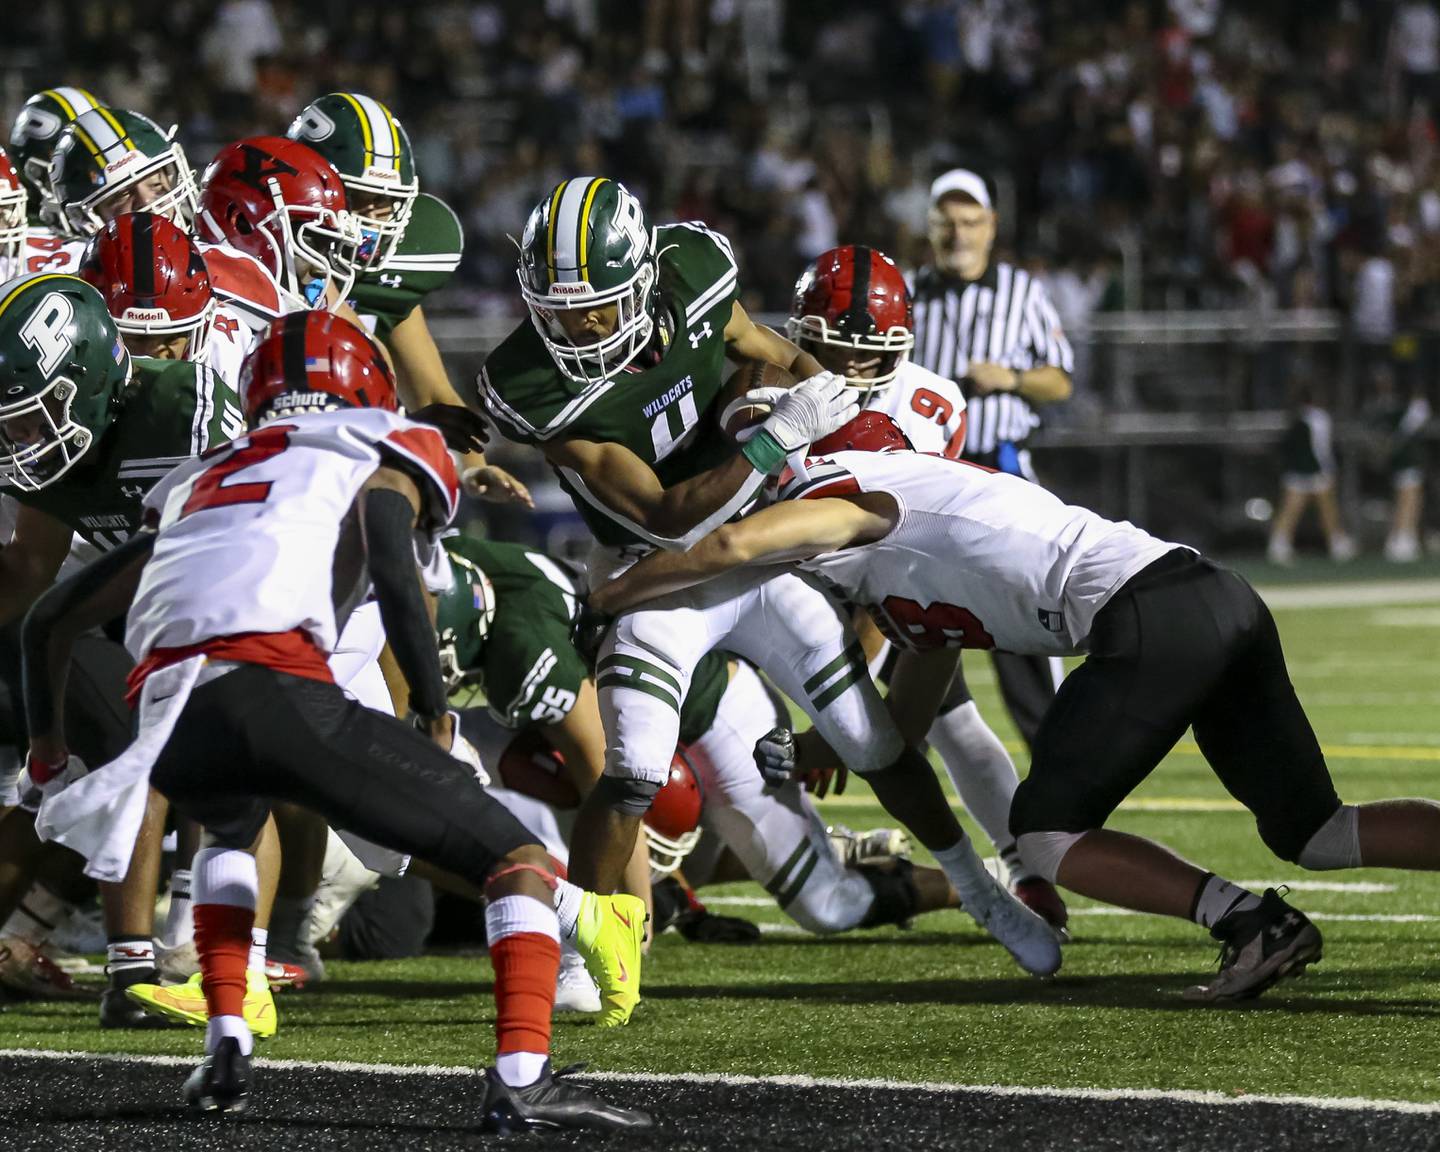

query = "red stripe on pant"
[
  {"left": 489, "top": 932, "right": 561, "bottom": 1056},
  {"left": 193, "top": 903, "right": 254, "bottom": 1019}
]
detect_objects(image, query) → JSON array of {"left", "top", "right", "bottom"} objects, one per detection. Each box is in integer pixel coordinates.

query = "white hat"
[{"left": 929, "top": 168, "right": 991, "bottom": 209}]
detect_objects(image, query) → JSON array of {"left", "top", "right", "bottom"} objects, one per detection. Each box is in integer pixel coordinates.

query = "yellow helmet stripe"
[
  {"left": 338, "top": 92, "right": 375, "bottom": 169},
  {"left": 70, "top": 121, "right": 109, "bottom": 167},
  {"left": 94, "top": 106, "right": 135, "bottom": 151},
  {"left": 545, "top": 179, "right": 570, "bottom": 280},
  {"left": 576, "top": 178, "right": 608, "bottom": 282},
  {"left": 0, "top": 273, "right": 83, "bottom": 318}
]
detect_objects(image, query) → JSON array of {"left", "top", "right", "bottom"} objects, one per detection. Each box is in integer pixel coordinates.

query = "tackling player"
[{"left": 19, "top": 312, "right": 651, "bottom": 1131}]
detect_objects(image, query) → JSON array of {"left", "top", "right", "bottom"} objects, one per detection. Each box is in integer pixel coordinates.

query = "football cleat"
[
  {"left": 263, "top": 958, "right": 309, "bottom": 990},
  {"left": 125, "top": 969, "right": 278, "bottom": 1038},
  {"left": 571, "top": 892, "right": 647, "bottom": 1027},
  {"left": 1011, "top": 877, "right": 1070, "bottom": 941},
  {"left": 156, "top": 938, "right": 200, "bottom": 984},
  {"left": 554, "top": 947, "right": 602, "bottom": 1014},
  {"left": 481, "top": 1062, "right": 653, "bottom": 1132},
  {"left": 1183, "top": 888, "right": 1323, "bottom": 1002},
  {"left": 101, "top": 984, "right": 183, "bottom": 1029},
  {"left": 962, "top": 871, "right": 1063, "bottom": 977},
  {"left": 183, "top": 1036, "right": 253, "bottom": 1114},
  {"left": 828, "top": 824, "right": 912, "bottom": 867},
  {"left": 0, "top": 936, "right": 94, "bottom": 1000},
  {"left": 267, "top": 938, "right": 326, "bottom": 986}
]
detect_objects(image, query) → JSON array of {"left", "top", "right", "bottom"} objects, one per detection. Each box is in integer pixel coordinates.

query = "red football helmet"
[
  {"left": 0, "top": 152, "right": 26, "bottom": 269},
  {"left": 811, "top": 410, "right": 914, "bottom": 457},
  {"left": 80, "top": 213, "right": 217, "bottom": 363},
  {"left": 644, "top": 748, "right": 705, "bottom": 874},
  {"left": 196, "top": 136, "right": 362, "bottom": 311},
  {"left": 788, "top": 244, "right": 915, "bottom": 398},
  {"left": 240, "top": 311, "right": 396, "bottom": 427}
]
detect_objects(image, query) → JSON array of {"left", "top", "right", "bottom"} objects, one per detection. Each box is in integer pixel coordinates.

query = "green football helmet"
[
  {"left": 50, "top": 107, "right": 198, "bottom": 238},
  {"left": 0, "top": 273, "right": 131, "bottom": 491},
  {"left": 517, "top": 177, "right": 659, "bottom": 385},
  {"left": 436, "top": 547, "right": 496, "bottom": 691},
  {"left": 287, "top": 93, "right": 418, "bottom": 272},
  {"left": 7, "top": 87, "right": 105, "bottom": 226}
]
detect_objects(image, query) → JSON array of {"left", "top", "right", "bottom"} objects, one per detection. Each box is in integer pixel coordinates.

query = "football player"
[
  {"left": 480, "top": 179, "right": 1060, "bottom": 1026},
  {"left": 591, "top": 410, "right": 1440, "bottom": 1000},
  {"left": 787, "top": 244, "right": 1067, "bottom": 931},
  {"left": 7, "top": 87, "right": 104, "bottom": 232},
  {"left": 19, "top": 311, "right": 651, "bottom": 1131},
  {"left": 285, "top": 93, "right": 529, "bottom": 506}
]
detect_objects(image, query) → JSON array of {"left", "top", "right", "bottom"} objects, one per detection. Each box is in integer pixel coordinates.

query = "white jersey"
[
  {"left": 201, "top": 304, "right": 256, "bottom": 389},
  {"left": 861, "top": 360, "right": 967, "bottom": 458},
  {"left": 781, "top": 450, "right": 1177, "bottom": 654},
  {"left": 128, "top": 408, "right": 458, "bottom": 663},
  {"left": 1, "top": 227, "right": 85, "bottom": 280}
]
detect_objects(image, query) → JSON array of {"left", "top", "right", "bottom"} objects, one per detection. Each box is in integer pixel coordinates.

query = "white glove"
[
  {"left": 758, "top": 372, "right": 859, "bottom": 453},
  {"left": 447, "top": 714, "right": 492, "bottom": 787},
  {"left": 17, "top": 753, "right": 89, "bottom": 813}
]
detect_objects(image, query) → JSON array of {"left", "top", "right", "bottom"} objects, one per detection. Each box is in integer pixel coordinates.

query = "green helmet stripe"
[
  {"left": 544, "top": 178, "right": 570, "bottom": 280},
  {"left": 551, "top": 176, "right": 601, "bottom": 283},
  {"left": 44, "top": 87, "right": 101, "bottom": 120},
  {"left": 337, "top": 92, "right": 376, "bottom": 169}
]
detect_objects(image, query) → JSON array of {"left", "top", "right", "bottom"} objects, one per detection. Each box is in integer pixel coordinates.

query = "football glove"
[
  {"left": 16, "top": 752, "right": 89, "bottom": 812},
  {"left": 407, "top": 403, "right": 492, "bottom": 455},
  {"left": 677, "top": 909, "right": 761, "bottom": 944},
  {"left": 447, "top": 714, "right": 492, "bottom": 787},
  {"left": 753, "top": 726, "right": 798, "bottom": 790},
  {"left": 759, "top": 371, "right": 858, "bottom": 453},
  {"left": 572, "top": 602, "right": 614, "bottom": 670}
]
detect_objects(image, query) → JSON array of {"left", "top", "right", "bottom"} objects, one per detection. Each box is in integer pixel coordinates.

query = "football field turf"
[{"left": 4, "top": 562, "right": 1440, "bottom": 1147}]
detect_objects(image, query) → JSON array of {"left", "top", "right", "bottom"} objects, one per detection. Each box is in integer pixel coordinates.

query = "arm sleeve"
[{"left": 363, "top": 488, "right": 449, "bottom": 721}]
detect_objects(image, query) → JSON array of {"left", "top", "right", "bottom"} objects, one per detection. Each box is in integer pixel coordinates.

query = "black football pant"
[
  {"left": 150, "top": 665, "right": 537, "bottom": 883},
  {"left": 1010, "top": 549, "right": 1342, "bottom": 862}
]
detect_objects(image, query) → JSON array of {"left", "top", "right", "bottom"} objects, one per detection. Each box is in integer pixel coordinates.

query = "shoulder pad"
[{"left": 200, "top": 243, "right": 285, "bottom": 324}]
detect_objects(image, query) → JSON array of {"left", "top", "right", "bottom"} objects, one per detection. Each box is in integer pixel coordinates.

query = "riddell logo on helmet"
[
  {"left": 104, "top": 152, "right": 143, "bottom": 178},
  {"left": 549, "top": 282, "right": 594, "bottom": 297},
  {"left": 121, "top": 307, "right": 171, "bottom": 322},
  {"left": 363, "top": 167, "right": 400, "bottom": 183}
]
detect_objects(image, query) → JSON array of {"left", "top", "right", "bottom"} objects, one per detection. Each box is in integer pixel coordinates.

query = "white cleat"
[
  {"left": 963, "top": 872, "right": 1063, "bottom": 977},
  {"left": 554, "top": 945, "right": 602, "bottom": 1014},
  {"left": 828, "top": 825, "right": 913, "bottom": 867},
  {"left": 297, "top": 829, "right": 381, "bottom": 962}
]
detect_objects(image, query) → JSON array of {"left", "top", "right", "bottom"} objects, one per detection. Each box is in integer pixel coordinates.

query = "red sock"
[
  {"left": 490, "top": 932, "right": 561, "bottom": 1057},
  {"left": 193, "top": 903, "right": 254, "bottom": 1019}
]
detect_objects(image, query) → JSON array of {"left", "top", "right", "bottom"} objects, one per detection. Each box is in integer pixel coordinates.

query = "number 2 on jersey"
[
  {"left": 181, "top": 424, "right": 294, "bottom": 518},
  {"left": 874, "top": 595, "right": 995, "bottom": 650}
]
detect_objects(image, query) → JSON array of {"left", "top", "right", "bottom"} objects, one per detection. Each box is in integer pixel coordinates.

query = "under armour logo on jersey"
[
  {"left": 379, "top": 273, "right": 403, "bottom": 288},
  {"left": 120, "top": 484, "right": 144, "bottom": 499},
  {"left": 688, "top": 321, "right": 713, "bottom": 349}
]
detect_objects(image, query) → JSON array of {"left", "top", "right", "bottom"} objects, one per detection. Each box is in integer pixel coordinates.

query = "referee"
[{"left": 912, "top": 168, "right": 1074, "bottom": 750}]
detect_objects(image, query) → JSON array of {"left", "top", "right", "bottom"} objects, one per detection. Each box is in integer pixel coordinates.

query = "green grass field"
[{"left": 6, "top": 564, "right": 1440, "bottom": 1104}]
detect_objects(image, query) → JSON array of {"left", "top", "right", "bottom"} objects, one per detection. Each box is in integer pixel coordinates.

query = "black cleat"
[
  {"left": 1184, "top": 887, "right": 1324, "bottom": 1002},
  {"left": 100, "top": 984, "right": 183, "bottom": 1029},
  {"left": 183, "top": 1037, "right": 253, "bottom": 1114},
  {"left": 481, "top": 1061, "right": 653, "bottom": 1133}
]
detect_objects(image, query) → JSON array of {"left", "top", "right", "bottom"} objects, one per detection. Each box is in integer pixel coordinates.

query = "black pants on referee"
[
  {"left": 150, "top": 665, "right": 537, "bottom": 880},
  {"left": 1010, "top": 550, "right": 1342, "bottom": 861}
]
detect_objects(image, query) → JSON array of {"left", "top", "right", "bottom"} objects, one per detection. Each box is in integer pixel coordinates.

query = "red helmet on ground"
[
  {"left": 811, "top": 410, "right": 914, "bottom": 457},
  {"left": 0, "top": 152, "right": 25, "bottom": 268},
  {"left": 80, "top": 212, "right": 216, "bottom": 363},
  {"left": 196, "top": 136, "right": 362, "bottom": 311},
  {"left": 787, "top": 245, "right": 915, "bottom": 397},
  {"left": 240, "top": 311, "right": 396, "bottom": 427},
  {"left": 644, "top": 748, "right": 705, "bottom": 874}
]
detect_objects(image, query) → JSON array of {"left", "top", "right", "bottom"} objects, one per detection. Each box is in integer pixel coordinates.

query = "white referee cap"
[{"left": 929, "top": 168, "right": 991, "bottom": 209}]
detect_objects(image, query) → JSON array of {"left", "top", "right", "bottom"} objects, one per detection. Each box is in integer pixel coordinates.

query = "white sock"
[
  {"left": 551, "top": 879, "right": 585, "bottom": 938},
  {"left": 931, "top": 834, "right": 999, "bottom": 910},
  {"left": 205, "top": 1013, "right": 254, "bottom": 1057},
  {"left": 927, "top": 701, "right": 1021, "bottom": 854},
  {"left": 248, "top": 927, "right": 268, "bottom": 974},
  {"left": 1192, "top": 874, "right": 1261, "bottom": 929},
  {"left": 160, "top": 868, "right": 194, "bottom": 950},
  {"left": 496, "top": 1050, "right": 547, "bottom": 1088},
  {"left": 2, "top": 883, "right": 68, "bottom": 946}
]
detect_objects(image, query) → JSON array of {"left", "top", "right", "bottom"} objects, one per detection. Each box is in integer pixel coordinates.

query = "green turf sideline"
[{"left": 4, "top": 1047, "right": 1437, "bottom": 1115}]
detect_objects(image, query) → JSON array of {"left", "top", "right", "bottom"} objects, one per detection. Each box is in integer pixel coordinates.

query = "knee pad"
[
  {"left": 1015, "top": 830, "right": 1086, "bottom": 884},
  {"left": 591, "top": 771, "right": 662, "bottom": 817},
  {"left": 1295, "top": 804, "right": 1360, "bottom": 870},
  {"left": 857, "top": 859, "right": 921, "bottom": 929}
]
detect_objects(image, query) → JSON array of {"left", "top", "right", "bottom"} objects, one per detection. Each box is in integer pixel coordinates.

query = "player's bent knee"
[
  {"left": 1016, "top": 830, "right": 1086, "bottom": 884},
  {"left": 845, "top": 727, "right": 906, "bottom": 776},
  {"left": 591, "top": 771, "right": 662, "bottom": 817},
  {"left": 1293, "top": 804, "right": 1361, "bottom": 870}
]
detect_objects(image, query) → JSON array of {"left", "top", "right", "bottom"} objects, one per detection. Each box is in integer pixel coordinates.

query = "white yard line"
[
  {"left": 1, "top": 1047, "right": 1437, "bottom": 1115},
  {"left": 1256, "top": 579, "right": 1440, "bottom": 610}
]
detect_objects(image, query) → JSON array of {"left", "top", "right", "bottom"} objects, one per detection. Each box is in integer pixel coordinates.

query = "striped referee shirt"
[{"left": 910, "top": 262, "right": 1073, "bottom": 458}]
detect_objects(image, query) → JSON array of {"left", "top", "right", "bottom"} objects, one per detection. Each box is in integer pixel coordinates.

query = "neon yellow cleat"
[
  {"left": 125, "top": 969, "right": 277, "bottom": 1039},
  {"left": 571, "top": 892, "right": 648, "bottom": 1028}
]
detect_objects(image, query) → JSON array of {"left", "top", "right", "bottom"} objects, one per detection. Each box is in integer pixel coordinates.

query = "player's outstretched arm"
[
  {"left": 589, "top": 495, "right": 895, "bottom": 614},
  {"left": 723, "top": 301, "right": 823, "bottom": 380},
  {"left": 22, "top": 530, "right": 156, "bottom": 764},
  {"left": 0, "top": 505, "right": 80, "bottom": 630}
]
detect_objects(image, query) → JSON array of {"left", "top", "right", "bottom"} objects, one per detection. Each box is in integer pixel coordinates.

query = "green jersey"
[
  {"left": 348, "top": 192, "right": 463, "bottom": 341},
  {"left": 443, "top": 534, "right": 730, "bottom": 737},
  {"left": 9, "top": 357, "right": 244, "bottom": 550},
  {"left": 479, "top": 222, "right": 742, "bottom": 548}
]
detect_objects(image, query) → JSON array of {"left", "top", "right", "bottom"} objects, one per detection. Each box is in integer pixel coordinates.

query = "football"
[{"left": 718, "top": 360, "right": 797, "bottom": 442}]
